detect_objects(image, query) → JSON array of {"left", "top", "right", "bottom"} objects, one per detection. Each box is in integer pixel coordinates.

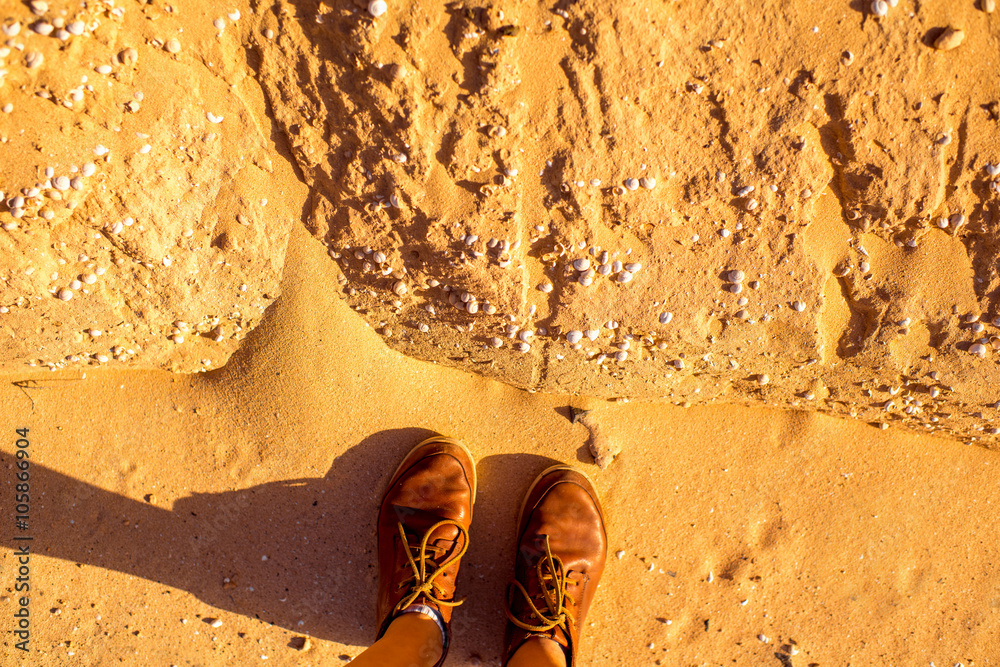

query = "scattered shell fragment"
[
  {"left": 934, "top": 27, "right": 965, "bottom": 51},
  {"left": 119, "top": 48, "right": 139, "bottom": 65},
  {"left": 206, "top": 112, "right": 224, "bottom": 124}
]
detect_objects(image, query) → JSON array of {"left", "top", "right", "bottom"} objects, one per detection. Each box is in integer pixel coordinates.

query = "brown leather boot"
[
  {"left": 503, "top": 465, "right": 608, "bottom": 667},
  {"left": 375, "top": 436, "right": 477, "bottom": 667}
]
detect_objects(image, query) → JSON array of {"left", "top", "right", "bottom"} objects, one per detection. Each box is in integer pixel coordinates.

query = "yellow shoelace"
[
  {"left": 505, "top": 535, "right": 577, "bottom": 633},
  {"left": 394, "top": 519, "right": 470, "bottom": 613}
]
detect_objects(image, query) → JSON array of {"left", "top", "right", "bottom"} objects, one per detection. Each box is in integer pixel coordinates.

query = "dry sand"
[{"left": 2, "top": 226, "right": 998, "bottom": 666}]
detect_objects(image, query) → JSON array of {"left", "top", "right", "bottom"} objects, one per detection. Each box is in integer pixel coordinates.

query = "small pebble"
[{"left": 934, "top": 27, "right": 965, "bottom": 51}]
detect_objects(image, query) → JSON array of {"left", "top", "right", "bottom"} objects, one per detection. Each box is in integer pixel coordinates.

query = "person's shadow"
[{"left": 2, "top": 428, "right": 555, "bottom": 660}]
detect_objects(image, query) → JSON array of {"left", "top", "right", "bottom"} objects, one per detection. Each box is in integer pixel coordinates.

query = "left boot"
[{"left": 375, "top": 435, "right": 477, "bottom": 666}]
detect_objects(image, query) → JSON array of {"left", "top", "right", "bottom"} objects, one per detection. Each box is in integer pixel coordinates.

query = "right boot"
[
  {"left": 375, "top": 435, "right": 477, "bottom": 667},
  {"left": 503, "top": 465, "right": 608, "bottom": 666}
]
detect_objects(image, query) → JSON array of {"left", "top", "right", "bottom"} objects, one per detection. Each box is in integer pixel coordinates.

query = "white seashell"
[
  {"left": 728, "top": 269, "right": 745, "bottom": 283},
  {"left": 624, "top": 178, "right": 639, "bottom": 191},
  {"left": 515, "top": 342, "right": 530, "bottom": 352},
  {"left": 589, "top": 179, "right": 601, "bottom": 186},
  {"left": 213, "top": 18, "right": 225, "bottom": 30},
  {"left": 1, "top": 22, "right": 21, "bottom": 37},
  {"left": 83, "top": 273, "right": 97, "bottom": 284},
  {"left": 624, "top": 262, "right": 641, "bottom": 273},
  {"left": 735, "top": 185, "right": 754, "bottom": 197},
  {"left": 96, "top": 64, "right": 112, "bottom": 75},
  {"left": 735, "top": 309, "right": 748, "bottom": 319},
  {"left": 67, "top": 20, "right": 85, "bottom": 35},
  {"left": 373, "top": 251, "right": 386, "bottom": 264},
  {"left": 673, "top": 359, "right": 684, "bottom": 370},
  {"left": 70, "top": 177, "right": 83, "bottom": 190},
  {"left": 57, "top": 289, "right": 72, "bottom": 301},
  {"left": 392, "top": 280, "right": 407, "bottom": 296},
  {"left": 584, "top": 329, "right": 599, "bottom": 341},
  {"left": 32, "top": 21, "right": 53, "bottom": 36},
  {"left": 53, "top": 176, "right": 70, "bottom": 191},
  {"left": 25, "top": 51, "right": 44, "bottom": 69},
  {"left": 566, "top": 330, "right": 583, "bottom": 344},
  {"left": 859, "top": 261, "right": 870, "bottom": 273},
  {"left": 94, "top": 145, "right": 109, "bottom": 156},
  {"left": 466, "top": 302, "right": 479, "bottom": 314},
  {"left": 30, "top": 1, "right": 48, "bottom": 15},
  {"left": 489, "top": 337, "right": 503, "bottom": 348},
  {"left": 538, "top": 282, "right": 553, "bottom": 293},
  {"left": 573, "top": 258, "right": 590, "bottom": 271},
  {"left": 82, "top": 162, "right": 96, "bottom": 177},
  {"left": 745, "top": 199, "right": 758, "bottom": 211},
  {"left": 659, "top": 312, "right": 673, "bottom": 324},
  {"left": 206, "top": 112, "right": 224, "bottom": 124},
  {"left": 615, "top": 351, "right": 628, "bottom": 362},
  {"left": 617, "top": 340, "right": 630, "bottom": 351},
  {"left": 110, "top": 221, "right": 124, "bottom": 234},
  {"left": 639, "top": 177, "right": 656, "bottom": 189},
  {"left": 757, "top": 374, "right": 770, "bottom": 386},
  {"left": 519, "top": 330, "right": 533, "bottom": 342},
  {"left": 165, "top": 38, "right": 182, "bottom": 54},
  {"left": 871, "top": 0, "right": 888, "bottom": 16},
  {"left": 597, "top": 264, "right": 611, "bottom": 275},
  {"left": 986, "top": 163, "right": 1000, "bottom": 178},
  {"left": 616, "top": 271, "right": 633, "bottom": 283},
  {"left": 970, "top": 343, "right": 988, "bottom": 358},
  {"left": 792, "top": 301, "right": 805, "bottom": 312}
]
